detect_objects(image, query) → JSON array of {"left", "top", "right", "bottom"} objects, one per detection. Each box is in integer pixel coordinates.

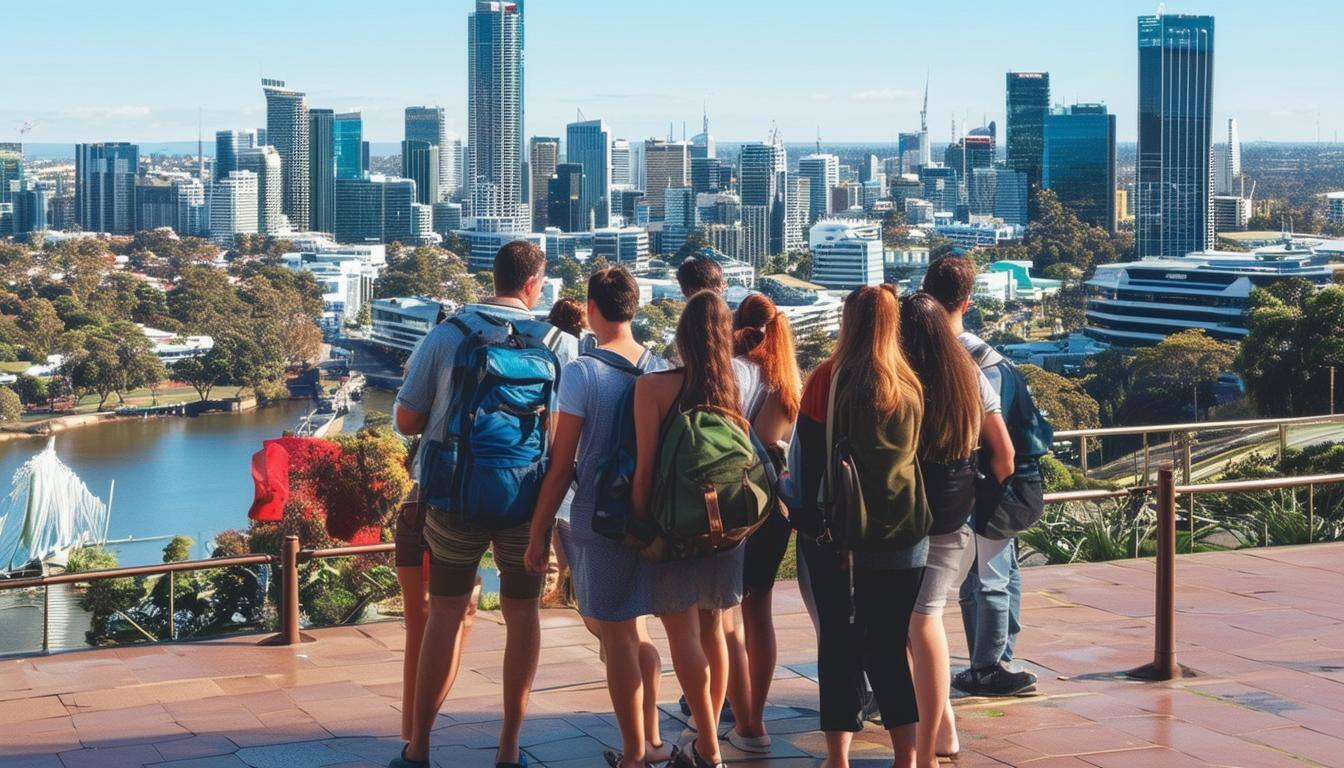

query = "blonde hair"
[{"left": 829, "top": 285, "right": 923, "bottom": 419}]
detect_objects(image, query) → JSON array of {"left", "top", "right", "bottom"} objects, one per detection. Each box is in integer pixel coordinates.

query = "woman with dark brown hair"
[
  {"left": 785, "top": 284, "right": 928, "bottom": 768},
  {"left": 629, "top": 290, "right": 754, "bottom": 768},
  {"left": 899, "top": 292, "right": 1014, "bottom": 768},
  {"left": 718, "top": 292, "right": 801, "bottom": 754}
]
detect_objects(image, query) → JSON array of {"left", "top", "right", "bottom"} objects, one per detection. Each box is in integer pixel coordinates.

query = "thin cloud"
[
  {"left": 851, "top": 88, "right": 917, "bottom": 102},
  {"left": 809, "top": 93, "right": 833, "bottom": 102},
  {"left": 64, "top": 105, "right": 152, "bottom": 118}
]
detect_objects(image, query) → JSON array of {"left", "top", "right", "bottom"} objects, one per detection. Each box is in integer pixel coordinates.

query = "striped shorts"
[{"left": 422, "top": 507, "right": 542, "bottom": 599}]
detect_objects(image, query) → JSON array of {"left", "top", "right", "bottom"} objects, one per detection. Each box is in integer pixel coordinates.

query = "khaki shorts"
[{"left": 423, "top": 506, "right": 543, "bottom": 599}]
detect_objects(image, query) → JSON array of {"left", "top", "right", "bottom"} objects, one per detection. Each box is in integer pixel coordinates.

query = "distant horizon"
[{"left": 4, "top": 1, "right": 1342, "bottom": 146}]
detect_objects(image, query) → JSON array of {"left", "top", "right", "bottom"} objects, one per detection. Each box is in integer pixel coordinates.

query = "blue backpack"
[
  {"left": 420, "top": 313, "right": 564, "bottom": 530},
  {"left": 585, "top": 347, "right": 657, "bottom": 539}
]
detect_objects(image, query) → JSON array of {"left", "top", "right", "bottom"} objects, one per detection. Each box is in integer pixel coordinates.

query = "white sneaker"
[{"left": 725, "top": 730, "right": 772, "bottom": 754}]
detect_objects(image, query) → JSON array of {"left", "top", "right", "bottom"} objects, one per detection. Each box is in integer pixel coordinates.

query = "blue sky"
[{"left": 5, "top": 0, "right": 1341, "bottom": 146}]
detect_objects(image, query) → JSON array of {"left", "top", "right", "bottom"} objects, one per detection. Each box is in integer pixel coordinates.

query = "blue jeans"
[{"left": 958, "top": 535, "right": 1021, "bottom": 670}]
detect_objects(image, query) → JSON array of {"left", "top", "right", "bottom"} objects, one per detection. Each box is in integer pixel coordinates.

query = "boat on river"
[{"left": 0, "top": 438, "right": 112, "bottom": 577}]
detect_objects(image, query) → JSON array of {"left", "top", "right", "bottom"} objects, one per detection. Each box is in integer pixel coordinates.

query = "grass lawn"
[
  {"left": 20, "top": 385, "right": 247, "bottom": 422},
  {"left": 0, "top": 361, "right": 29, "bottom": 374}
]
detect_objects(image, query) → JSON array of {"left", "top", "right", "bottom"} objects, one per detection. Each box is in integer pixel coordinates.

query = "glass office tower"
[
  {"left": 262, "top": 79, "right": 310, "bottom": 230},
  {"left": 333, "top": 113, "right": 363, "bottom": 181},
  {"left": 565, "top": 119, "right": 611, "bottom": 229},
  {"left": 309, "top": 108, "right": 335, "bottom": 233},
  {"left": 468, "top": 1, "right": 524, "bottom": 219},
  {"left": 1136, "top": 14, "right": 1215, "bottom": 258},
  {"left": 1044, "top": 103, "right": 1117, "bottom": 232},
  {"left": 1006, "top": 72, "right": 1050, "bottom": 194}
]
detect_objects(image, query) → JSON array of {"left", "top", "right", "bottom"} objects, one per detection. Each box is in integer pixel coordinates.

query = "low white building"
[
  {"left": 934, "top": 221, "right": 1024, "bottom": 252},
  {"left": 592, "top": 226, "right": 650, "bottom": 264},
  {"left": 370, "top": 296, "right": 442, "bottom": 353},
  {"left": 809, "top": 219, "right": 883, "bottom": 290},
  {"left": 139, "top": 326, "right": 214, "bottom": 363},
  {"left": 281, "top": 244, "right": 388, "bottom": 329}
]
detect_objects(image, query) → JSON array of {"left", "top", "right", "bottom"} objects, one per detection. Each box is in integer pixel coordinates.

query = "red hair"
[{"left": 733, "top": 293, "right": 801, "bottom": 421}]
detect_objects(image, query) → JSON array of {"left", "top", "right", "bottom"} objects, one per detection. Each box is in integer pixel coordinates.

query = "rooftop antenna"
[
  {"left": 682, "top": 121, "right": 686, "bottom": 142},
  {"left": 196, "top": 108, "right": 204, "bottom": 181},
  {"left": 920, "top": 70, "right": 929, "bottom": 134},
  {"left": 702, "top": 99, "right": 709, "bottom": 135},
  {"left": 816, "top": 126, "right": 821, "bottom": 155},
  {"left": 668, "top": 122, "right": 673, "bottom": 142},
  {"left": 576, "top": 108, "right": 585, "bottom": 122}
]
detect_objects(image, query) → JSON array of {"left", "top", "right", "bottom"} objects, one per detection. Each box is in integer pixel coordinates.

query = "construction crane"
[{"left": 17, "top": 121, "right": 38, "bottom": 138}]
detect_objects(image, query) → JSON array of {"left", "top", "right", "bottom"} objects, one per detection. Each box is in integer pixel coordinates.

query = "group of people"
[{"left": 387, "top": 241, "right": 1048, "bottom": 768}]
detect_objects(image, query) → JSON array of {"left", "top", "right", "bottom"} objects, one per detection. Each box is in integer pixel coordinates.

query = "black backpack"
[{"left": 584, "top": 347, "right": 657, "bottom": 539}]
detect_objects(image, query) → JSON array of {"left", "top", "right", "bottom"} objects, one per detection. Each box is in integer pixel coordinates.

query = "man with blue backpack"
[
  {"left": 923, "top": 256, "right": 1052, "bottom": 699},
  {"left": 391, "top": 241, "right": 578, "bottom": 768}
]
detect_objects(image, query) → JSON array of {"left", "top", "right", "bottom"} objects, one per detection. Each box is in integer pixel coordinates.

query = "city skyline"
[{"left": 5, "top": 1, "right": 1342, "bottom": 146}]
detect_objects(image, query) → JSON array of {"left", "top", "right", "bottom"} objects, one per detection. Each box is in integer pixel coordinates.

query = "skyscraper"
[
  {"left": 546, "top": 163, "right": 584, "bottom": 233},
  {"left": 333, "top": 113, "right": 363, "bottom": 181},
  {"left": 1006, "top": 72, "right": 1050, "bottom": 196},
  {"left": 643, "top": 139, "right": 689, "bottom": 220},
  {"left": 214, "top": 130, "right": 257, "bottom": 184},
  {"left": 310, "top": 108, "right": 335, "bottom": 233},
  {"left": 1214, "top": 117, "right": 1241, "bottom": 195},
  {"left": 738, "top": 137, "right": 787, "bottom": 257},
  {"left": 798, "top": 154, "right": 839, "bottom": 222},
  {"left": 1136, "top": 14, "right": 1215, "bottom": 258},
  {"left": 691, "top": 106, "right": 716, "bottom": 160},
  {"left": 1044, "top": 103, "right": 1117, "bottom": 231},
  {"left": 334, "top": 175, "right": 416, "bottom": 244},
  {"left": 237, "top": 145, "right": 284, "bottom": 234},
  {"left": 75, "top": 142, "right": 138, "bottom": 234},
  {"left": 662, "top": 186, "right": 696, "bottom": 255},
  {"left": 0, "top": 143, "right": 23, "bottom": 204},
  {"left": 528, "top": 137, "right": 559, "bottom": 229},
  {"left": 566, "top": 118, "right": 611, "bottom": 229},
  {"left": 402, "top": 140, "right": 440, "bottom": 205},
  {"left": 209, "top": 171, "right": 258, "bottom": 245},
  {"left": 785, "top": 176, "right": 809, "bottom": 254},
  {"left": 610, "top": 139, "right": 632, "bottom": 187},
  {"left": 690, "top": 157, "right": 722, "bottom": 195},
  {"left": 405, "top": 106, "right": 450, "bottom": 202},
  {"left": 467, "top": 1, "right": 524, "bottom": 219},
  {"left": 262, "top": 78, "right": 310, "bottom": 230}
]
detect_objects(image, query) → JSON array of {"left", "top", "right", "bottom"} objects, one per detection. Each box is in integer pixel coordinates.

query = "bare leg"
[
  {"left": 600, "top": 619, "right": 646, "bottom": 768},
  {"left": 497, "top": 594, "right": 542, "bottom": 764},
  {"left": 721, "top": 607, "right": 755, "bottom": 735},
  {"left": 636, "top": 617, "right": 670, "bottom": 761},
  {"left": 821, "top": 731, "right": 852, "bottom": 768},
  {"left": 396, "top": 565, "right": 429, "bottom": 741},
  {"left": 739, "top": 590, "right": 775, "bottom": 738},
  {"left": 659, "top": 607, "right": 721, "bottom": 764},
  {"left": 699, "top": 608, "right": 731, "bottom": 732},
  {"left": 406, "top": 592, "right": 472, "bottom": 762},
  {"left": 908, "top": 612, "right": 957, "bottom": 768},
  {"left": 889, "top": 722, "right": 917, "bottom": 768}
]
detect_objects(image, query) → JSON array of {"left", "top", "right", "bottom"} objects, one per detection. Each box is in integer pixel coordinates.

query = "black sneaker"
[
  {"left": 677, "top": 695, "right": 734, "bottom": 725},
  {"left": 951, "top": 668, "right": 975, "bottom": 694},
  {"left": 859, "top": 687, "right": 882, "bottom": 725},
  {"left": 958, "top": 663, "right": 1037, "bottom": 697}
]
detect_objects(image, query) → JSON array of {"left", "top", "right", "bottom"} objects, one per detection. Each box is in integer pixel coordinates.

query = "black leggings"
[{"left": 802, "top": 540, "right": 923, "bottom": 732}]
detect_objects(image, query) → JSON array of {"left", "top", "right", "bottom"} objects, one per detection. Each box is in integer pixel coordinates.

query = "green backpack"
[
  {"left": 642, "top": 404, "right": 773, "bottom": 562},
  {"left": 823, "top": 369, "right": 931, "bottom": 552}
]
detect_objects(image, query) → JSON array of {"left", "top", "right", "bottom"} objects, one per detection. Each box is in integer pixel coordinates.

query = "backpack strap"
[
  {"left": 966, "top": 339, "right": 998, "bottom": 369},
  {"left": 635, "top": 347, "right": 653, "bottom": 372},
  {"left": 820, "top": 367, "right": 840, "bottom": 542},
  {"left": 582, "top": 347, "right": 644, "bottom": 377}
]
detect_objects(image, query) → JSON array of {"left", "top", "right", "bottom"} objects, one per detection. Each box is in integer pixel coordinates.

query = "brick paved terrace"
[{"left": 2, "top": 543, "right": 1344, "bottom": 768}]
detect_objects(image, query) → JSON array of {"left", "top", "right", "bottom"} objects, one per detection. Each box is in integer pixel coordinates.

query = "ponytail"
[{"left": 734, "top": 294, "right": 802, "bottom": 421}]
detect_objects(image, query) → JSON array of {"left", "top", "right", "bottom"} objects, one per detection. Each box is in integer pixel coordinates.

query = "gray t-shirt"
[
  {"left": 397, "top": 302, "right": 580, "bottom": 471},
  {"left": 959, "top": 331, "right": 1004, "bottom": 412}
]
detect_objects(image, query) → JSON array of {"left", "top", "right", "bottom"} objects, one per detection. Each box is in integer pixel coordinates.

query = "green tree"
[
  {"left": 632, "top": 299, "right": 684, "bottom": 356},
  {"left": 171, "top": 353, "right": 230, "bottom": 401},
  {"left": 169, "top": 266, "right": 248, "bottom": 335},
  {"left": 0, "top": 386, "right": 21, "bottom": 422},
  {"left": 162, "top": 535, "right": 193, "bottom": 562},
  {"left": 374, "top": 246, "right": 479, "bottom": 306},
  {"left": 48, "top": 239, "right": 110, "bottom": 301},
  {"left": 795, "top": 328, "right": 836, "bottom": 374},
  {"left": 17, "top": 297, "right": 65, "bottom": 360},
  {"left": 674, "top": 230, "right": 710, "bottom": 262},
  {"left": 1019, "top": 364, "right": 1101, "bottom": 430},
  {"left": 12, "top": 375, "right": 48, "bottom": 407},
  {"left": 354, "top": 302, "right": 372, "bottom": 327},
  {"left": 1238, "top": 284, "right": 1344, "bottom": 416},
  {"left": 1132, "top": 330, "right": 1238, "bottom": 421},
  {"left": 1081, "top": 349, "right": 1132, "bottom": 426},
  {"left": 67, "top": 546, "right": 142, "bottom": 644}
]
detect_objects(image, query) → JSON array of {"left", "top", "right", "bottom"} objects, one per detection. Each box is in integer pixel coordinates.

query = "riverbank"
[{"left": 0, "top": 396, "right": 262, "bottom": 443}]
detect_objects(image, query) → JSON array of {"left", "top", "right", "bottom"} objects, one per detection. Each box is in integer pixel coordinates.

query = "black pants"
[{"left": 801, "top": 540, "right": 923, "bottom": 732}]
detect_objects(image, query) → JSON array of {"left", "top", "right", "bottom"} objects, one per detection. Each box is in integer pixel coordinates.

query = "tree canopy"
[{"left": 1237, "top": 283, "right": 1344, "bottom": 416}]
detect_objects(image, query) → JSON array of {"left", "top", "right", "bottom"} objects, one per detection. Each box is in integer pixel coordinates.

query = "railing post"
[
  {"left": 260, "top": 535, "right": 306, "bottom": 646},
  {"left": 1308, "top": 484, "right": 1315, "bottom": 544},
  {"left": 168, "top": 572, "right": 176, "bottom": 641},
  {"left": 42, "top": 585, "right": 50, "bottom": 655},
  {"left": 1278, "top": 425, "right": 1288, "bottom": 463},
  {"left": 1128, "top": 463, "right": 1180, "bottom": 681},
  {"left": 1142, "top": 433, "right": 1150, "bottom": 486},
  {"left": 1079, "top": 434, "right": 1089, "bottom": 477}
]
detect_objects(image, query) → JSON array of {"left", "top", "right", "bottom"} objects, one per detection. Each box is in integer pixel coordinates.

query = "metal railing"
[
  {"left": 1054, "top": 412, "right": 1344, "bottom": 483},
  {"left": 3, "top": 468, "right": 1343, "bottom": 670}
]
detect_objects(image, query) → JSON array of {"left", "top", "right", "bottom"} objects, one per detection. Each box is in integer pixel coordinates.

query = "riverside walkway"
[{"left": 2, "top": 544, "right": 1343, "bottom": 768}]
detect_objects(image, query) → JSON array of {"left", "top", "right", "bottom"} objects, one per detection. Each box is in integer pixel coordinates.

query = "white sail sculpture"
[{"left": 0, "top": 438, "right": 111, "bottom": 574}]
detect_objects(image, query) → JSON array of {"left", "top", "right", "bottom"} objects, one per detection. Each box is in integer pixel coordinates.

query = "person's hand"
[
  {"left": 524, "top": 536, "right": 549, "bottom": 575},
  {"left": 622, "top": 533, "right": 645, "bottom": 551}
]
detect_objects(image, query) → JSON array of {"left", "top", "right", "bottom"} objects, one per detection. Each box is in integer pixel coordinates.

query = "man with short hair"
[
  {"left": 676, "top": 254, "right": 726, "bottom": 296},
  {"left": 923, "top": 256, "right": 1038, "bottom": 697},
  {"left": 391, "top": 240, "right": 578, "bottom": 768}
]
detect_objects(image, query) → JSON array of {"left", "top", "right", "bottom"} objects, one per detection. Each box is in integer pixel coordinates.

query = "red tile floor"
[{"left": 2, "top": 543, "right": 1343, "bottom": 767}]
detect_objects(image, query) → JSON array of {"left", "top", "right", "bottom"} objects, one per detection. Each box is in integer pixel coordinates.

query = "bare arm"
[
  {"left": 981, "top": 411, "right": 1015, "bottom": 482},
  {"left": 395, "top": 403, "right": 429, "bottom": 436},
  {"left": 525, "top": 412, "right": 582, "bottom": 574},
  {"left": 751, "top": 390, "right": 794, "bottom": 446},
  {"left": 630, "top": 378, "right": 663, "bottom": 523}
]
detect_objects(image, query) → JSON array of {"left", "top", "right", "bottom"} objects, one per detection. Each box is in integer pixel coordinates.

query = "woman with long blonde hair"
[{"left": 784, "top": 285, "right": 929, "bottom": 768}]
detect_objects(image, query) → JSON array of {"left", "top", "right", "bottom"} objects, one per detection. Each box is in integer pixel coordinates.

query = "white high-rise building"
[
  {"left": 610, "top": 139, "right": 632, "bottom": 187},
  {"left": 262, "top": 79, "right": 309, "bottom": 230},
  {"left": 809, "top": 219, "right": 883, "bottom": 290},
  {"left": 468, "top": 1, "right": 524, "bottom": 219},
  {"left": 236, "top": 146, "right": 284, "bottom": 234},
  {"left": 210, "top": 171, "right": 259, "bottom": 245},
  {"left": 798, "top": 154, "right": 839, "bottom": 222},
  {"left": 785, "top": 176, "right": 809, "bottom": 254}
]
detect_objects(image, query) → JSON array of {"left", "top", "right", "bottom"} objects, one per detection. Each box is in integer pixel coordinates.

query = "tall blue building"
[
  {"left": 405, "top": 106, "right": 449, "bottom": 202},
  {"left": 565, "top": 118, "right": 611, "bottom": 229},
  {"left": 1044, "top": 103, "right": 1116, "bottom": 232},
  {"left": 546, "top": 163, "right": 584, "bottom": 233},
  {"left": 75, "top": 142, "right": 139, "bottom": 234},
  {"left": 0, "top": 143, "right": 23, "bottom": 205},
  {"left": 333, "top": 113, "right": 363, "bottom": 181},
  {"left": 401, "top": 140, "right": 440, "bottom": 205},
  {"left": 214, "top": 130, "right": 256, "bottom": 185},
  {"left": 1136, "top": 14, "right": 1215, "bottom": 258},
  {"left": 1006, "top": 72, "right": 1050, "bottom": 195},
  {"left": 468, "top": 1, "right": 524, "bottom": 219},
  {"left": 334, "top": 175, "right": 415, "bottom": 244}
]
